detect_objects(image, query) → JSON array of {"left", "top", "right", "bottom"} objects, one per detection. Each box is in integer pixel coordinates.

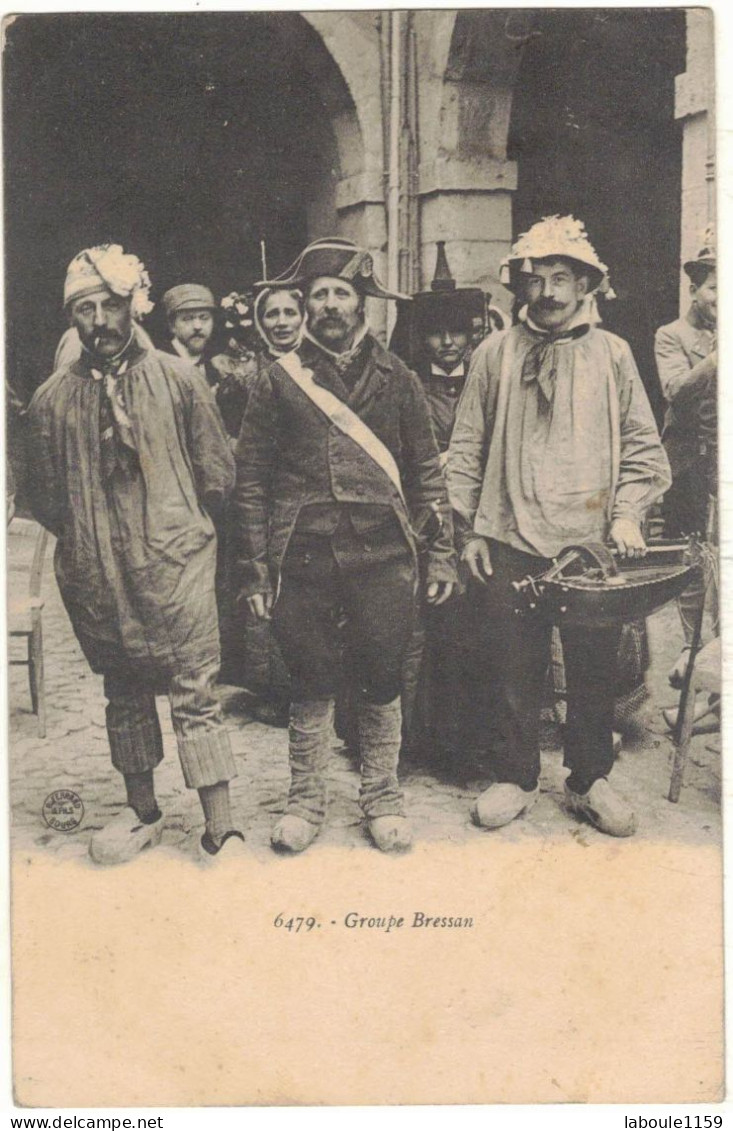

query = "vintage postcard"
[{"left": 3, "top": 4, "right": 724, "bottom": 1111}]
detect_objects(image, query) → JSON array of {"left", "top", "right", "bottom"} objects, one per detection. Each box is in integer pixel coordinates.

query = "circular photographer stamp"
[{"left": 42, "top": 790, "right": 84, "bottom": 833}]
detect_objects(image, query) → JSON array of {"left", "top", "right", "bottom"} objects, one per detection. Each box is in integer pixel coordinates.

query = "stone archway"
[{"left": 4, "top": 12, "right": 368, "bottom": 402}]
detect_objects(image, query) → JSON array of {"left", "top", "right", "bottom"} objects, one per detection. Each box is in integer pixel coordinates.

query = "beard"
[
  {"left": 185, "top": 334, "right": 209, "bottom": 356},
  {"left": 309, "top": 310, "right": 362, "bottom": 350}
]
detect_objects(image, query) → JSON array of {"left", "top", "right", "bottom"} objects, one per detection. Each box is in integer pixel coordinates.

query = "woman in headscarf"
[
  {"left": 217, "top": 285, "right": 305, "bottom": 723},
  {"left": 253, "top": 285, "right": 305, "bottom": 358}
]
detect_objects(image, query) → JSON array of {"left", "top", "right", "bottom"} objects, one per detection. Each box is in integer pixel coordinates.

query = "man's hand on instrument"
[
  {"left": 426, "top": 581, "right": 454, "bottom": 606},
  {"left": 245, "top": 592, "right": 273, "bottom": 620},
  {"left": 461, "top": 536, "right": 493, "bottom": 582},
  {"left": 609, "top": 518, "right": 647, "bottom": 559}
]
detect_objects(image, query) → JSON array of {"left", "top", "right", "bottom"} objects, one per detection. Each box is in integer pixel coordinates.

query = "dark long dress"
[{"left": 210, "top": 347, "right": 290, "bottom": 715}]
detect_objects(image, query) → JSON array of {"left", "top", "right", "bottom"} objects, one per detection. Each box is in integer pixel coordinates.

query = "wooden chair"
[{"left": 9, "top": 522, "right": 49, "bottom": 737}]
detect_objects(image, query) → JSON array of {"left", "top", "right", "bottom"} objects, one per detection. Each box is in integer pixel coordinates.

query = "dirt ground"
[{"left": 7, "top": 519, "right": 721, "bottom": 864}]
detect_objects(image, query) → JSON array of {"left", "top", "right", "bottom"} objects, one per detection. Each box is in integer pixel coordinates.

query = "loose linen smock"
[
  {"left": 447, "top": 322, "right": 671, "bottom": 558},
  {"left": 28, "top": 340, "right": 235, "bottom": 681}
]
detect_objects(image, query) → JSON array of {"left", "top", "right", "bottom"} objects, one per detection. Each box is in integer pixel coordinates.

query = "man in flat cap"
[
  {"left": 446, "top": 216, "right": 671, "bottom": 837},
  {"left": 164, "top": 283, "right": 217, "bottom": 370},
  {"left": 163, "top": 283, "right": 249, "bottom": 442},
  {"left": 28, "top": 245, "right": 243, "bottom": 863},
  {"left": 655, "top": 228, "right": 718, "bottom": 696},
  {"left": 234, "top": 237, "right": 457, "bottom": 853}
]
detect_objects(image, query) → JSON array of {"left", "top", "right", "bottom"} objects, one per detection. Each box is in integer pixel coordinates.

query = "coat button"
[{"left": 355, "top": 485, "right": 365, "bottom": 496}]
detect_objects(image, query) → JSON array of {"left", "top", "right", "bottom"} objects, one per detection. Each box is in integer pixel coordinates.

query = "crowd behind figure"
[
  {"left": 20, "top": 213, "right": 716, "bottom": 865},
  {"left": 654, "top": 228, "right": 719, "bottom": 732}
]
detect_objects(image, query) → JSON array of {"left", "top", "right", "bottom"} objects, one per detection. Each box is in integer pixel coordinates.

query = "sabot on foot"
[
  {"left": 367, "top": 815, "right": 413, "bottom": 853},
  {"left": 89, "top": 805, "right": 164, "bottom": 866},
  {"left": 662, "top": 694, "right": 720, "bottom": 734},
  {"left": 271, "top": 814, "right": 321, "bottom": 853},
  {"left": 199, "top": 829, "right": 247, "bottom": 864},
  {"left": 564, "top": 777, "right": 636, "bottom": 837},
  {"left": 470, "top": 783, "right": 539, "bottom": 829}
]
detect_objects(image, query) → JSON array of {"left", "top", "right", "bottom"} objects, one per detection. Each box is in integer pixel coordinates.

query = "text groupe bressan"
[{"left": 344, "top": 912, "right": 474, "bottom": 932}]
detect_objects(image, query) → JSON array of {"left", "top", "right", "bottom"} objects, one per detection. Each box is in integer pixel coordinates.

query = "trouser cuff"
[
  {"left": 107, "top": 713, "right": 164, "bottom": 775},
  {"left": 178, "top": 728, "right": 237, "bottom": 789}
]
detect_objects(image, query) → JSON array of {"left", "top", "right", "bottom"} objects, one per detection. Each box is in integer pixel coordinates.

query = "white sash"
[{"left": 277, "top": 350, "right": 406, "bottom": 504}]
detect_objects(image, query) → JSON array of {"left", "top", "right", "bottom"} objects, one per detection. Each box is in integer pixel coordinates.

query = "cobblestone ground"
[{"left": 7, "top": 520, "right": 721, "bottom": 865}]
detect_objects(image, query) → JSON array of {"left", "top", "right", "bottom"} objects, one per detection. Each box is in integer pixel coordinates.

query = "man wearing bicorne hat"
[
  {"left": 446, "top": 216, "right": 671, "bottom": 837},
  {"left": 27, "top": 245, "right": 244, "bottom": 863},
  {"left": 233, "top": 237, "right": 457, "bottom": 853},
  {"left": 655, "top": 227, "right": 718, "bottom": 693}
]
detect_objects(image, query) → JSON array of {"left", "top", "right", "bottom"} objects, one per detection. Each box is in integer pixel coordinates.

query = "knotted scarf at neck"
[
  {"left": 520, "top": 297, "right": 596, "bottom": 402},
  {"left": 84, "top": 334, "right": 139, "bottom": 479},
  {"left": 304, "top": 322, "right": 371, "bottom": 387}
]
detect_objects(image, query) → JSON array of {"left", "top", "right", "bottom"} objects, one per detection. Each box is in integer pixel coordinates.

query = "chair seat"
[{"left": 8, "top": 595, "right": 45, "bottom": 634}]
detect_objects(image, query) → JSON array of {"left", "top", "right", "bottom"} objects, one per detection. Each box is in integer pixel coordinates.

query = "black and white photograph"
[{"left": 3, "top": 4, "right": 725, "bottom": 1112}]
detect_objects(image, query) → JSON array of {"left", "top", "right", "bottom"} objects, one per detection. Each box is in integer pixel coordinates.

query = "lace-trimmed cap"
[
  {"left": 500, "top": 215, "right": 614, "bottom": 298},
  {"left": 64, "top": 244, "right": 154, "bottom": 319},
  {"left": 258, "top": 237, "right": 411, "bottom": 302}
]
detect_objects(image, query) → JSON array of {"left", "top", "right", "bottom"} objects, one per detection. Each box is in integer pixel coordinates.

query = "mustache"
[
  {"left": 314, "top": 314, "right": 348, "bottom": 326},
  {"left": 531, "top": 299, "right": 566, "bottom": 311},
  {"left": 312, "top": 308, "right": 349, "bottom": 320}
]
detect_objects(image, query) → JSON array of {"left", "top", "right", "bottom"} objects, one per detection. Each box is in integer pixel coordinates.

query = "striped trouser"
[{"left": 103, "top": 659, "right": 237, "bottom": 790}]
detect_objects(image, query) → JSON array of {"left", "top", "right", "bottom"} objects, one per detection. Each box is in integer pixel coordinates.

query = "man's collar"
[
  {"left": 430, "top": 360, "right": 466, "bottom": 379},
  {"left": 303, "top": 320, "right": 369, "bottom": 363},
  {"left": 300, "top": 327, "right": 397, "bottom": 375},
  {"left": 171, "top": 337, "right": 205, "bottom": 365}
]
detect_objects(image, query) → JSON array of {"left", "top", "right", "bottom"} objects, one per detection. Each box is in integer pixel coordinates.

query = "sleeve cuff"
[{"left": 611, "top": 504, "right": 644, "bottom": 524}]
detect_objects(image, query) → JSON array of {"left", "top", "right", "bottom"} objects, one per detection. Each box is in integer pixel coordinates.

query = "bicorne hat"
[{"left": 257, "top": 238, "right": 410, "bottom": 302}]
